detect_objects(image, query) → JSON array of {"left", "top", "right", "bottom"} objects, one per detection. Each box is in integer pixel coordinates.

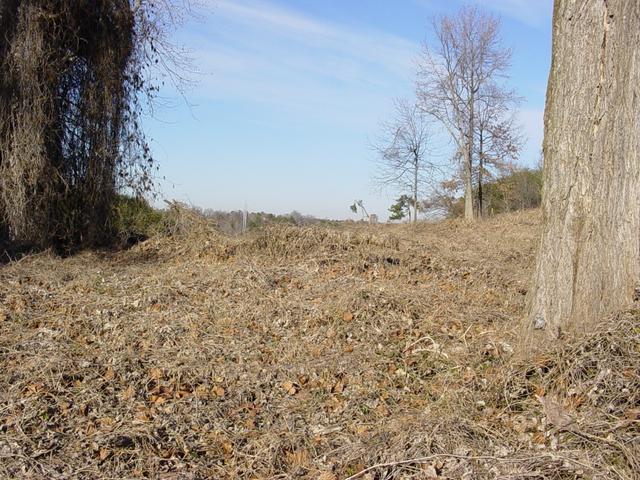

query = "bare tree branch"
[
  {"left": 416, "top": 5, "right": 517, "bottom": 220},
  {"left": 372, "top": 99, "right": 443, "bottom": 223}
]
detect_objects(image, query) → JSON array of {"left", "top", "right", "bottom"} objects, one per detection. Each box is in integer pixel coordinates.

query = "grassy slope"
[{"left": 0, "top": 210, "right": 638, "bottom": 479}]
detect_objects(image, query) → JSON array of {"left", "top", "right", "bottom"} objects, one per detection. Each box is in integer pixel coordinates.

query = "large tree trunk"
[
  {"left": 413, "top": 158, "right": 419, "bottom": 223},
  {"left": 524, "top": 0, "right": 640, "bottom": 347},
  {"left": 463, "top": 142, "right": 474, "bottom": 221},
  {"left": 464, "top": 96, "right": 475, "bottom": 221},
  {"left": 463, "top": 156, "right": 474, "bottom": 220},
  {"left": 477, "top": 131, "right": 484, "bottom": 219}
]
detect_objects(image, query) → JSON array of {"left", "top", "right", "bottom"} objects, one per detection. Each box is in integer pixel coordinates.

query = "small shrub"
[{"left": 112, "top": 195, "right": 164, "bottom": 246}]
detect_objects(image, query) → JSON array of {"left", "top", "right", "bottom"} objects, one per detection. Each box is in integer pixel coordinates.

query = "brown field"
[{"left": 1, "top": 209, "right": 638, "bottom": 479}]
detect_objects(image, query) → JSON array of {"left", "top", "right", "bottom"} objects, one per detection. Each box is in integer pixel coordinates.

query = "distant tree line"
[
  {"left": 110, "top": 195, "right": 328, "bottom": 241},
  {"left": 200, "top": 209, "right": 324, "bottom": 235},
  {"left": 424, "top": 166, "right": 542, "bottom": 219}
]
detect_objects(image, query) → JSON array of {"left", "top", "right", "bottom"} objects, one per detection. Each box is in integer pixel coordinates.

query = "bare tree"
[
  {"left": 373, "top": 99, "right": 437, "bottom": 223},
  {"left": 475, "top": 84, "right": 523, "bottom": 217},
  {"left": 525, "top": 0, "right": 640, "bottom": 347},
  {"left": 417, "top": 5, "right": 512, "bottom": 220}
]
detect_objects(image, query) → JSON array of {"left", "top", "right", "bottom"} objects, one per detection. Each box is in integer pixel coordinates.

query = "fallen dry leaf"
[
  {"left": 98, "top": 417, "right": 116, "bottom": 431},
  {"left": 23, "top": 383, "right": 44, "bottom": 397},
  {"left": 421, "top": 463, "right": 438, "bottom": 479},
  {"left": 221, "top": 440, "right": 234, "bottom": 456},
  {"left": 194, "top": 385, "right": 209, "bottom": 398},
  {"left": 533, "top": 432, "right": 546, "bottom": 445},
  {"left": 285, "top": 449, "right": 309, "bottom": 467},
  {"left": 317, "top": 473, "right": 337, "bottom": 480},
  {"left": 104, "top": 366, "right": 115, "bottom": 381},
  {"left": 176, "top": 388, "right": 191, "bottom": 398},
  {"left": 98, "top": 448, "right": 110, "bottom": 461},
  {"left": 121, "top": 385, "right": 135, "bottom": 401},
  {"left": 331, "top": 379, "right": 345, "bottom": 393},
  {"left": 133, "top": 408, "right": 151, "bottom": 424},
  {"left": 282, "top": 380, "right": 297, "bottom": 395},
  {"left": 58, "top": 400, "right": 71, "bottom": 415},
  {"left": 212, "top": 385, "right": 225, "bottom": 397}
]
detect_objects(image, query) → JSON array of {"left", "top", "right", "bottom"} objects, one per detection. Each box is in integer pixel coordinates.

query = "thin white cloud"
[
  {"left": 412, "top": 0, "right": 553, "bottom": 28},
  {"left": 476, "top": 0, "right": 553, "bottom": 28},
  {"left": 184, "top": 0, "right": 418, "bottom": 128},
  {"left": 210, "top": 0, "right": 417, "bottom": 73}
]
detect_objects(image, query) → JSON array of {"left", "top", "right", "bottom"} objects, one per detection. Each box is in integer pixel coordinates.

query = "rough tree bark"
[
  {"left": 524, "top": 0, "right": 640, "bottom": 346},
  {"left": 413, "top": 153, "right": 419, "bottom": 223},
  {"left": 464, "top": 92, "right": 475, "bottom": 221},
  {"left": 478, "top": 131, "right": 484, "bottom": 217}
]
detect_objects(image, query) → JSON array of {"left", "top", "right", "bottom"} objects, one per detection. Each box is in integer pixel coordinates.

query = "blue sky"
[{"left": 145, "top": 0, "right": 553, "bottom": 219}]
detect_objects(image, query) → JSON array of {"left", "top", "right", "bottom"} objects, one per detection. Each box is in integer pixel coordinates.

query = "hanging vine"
[{"left": 0, "top": 0, "right": 189, "bottom": 250}]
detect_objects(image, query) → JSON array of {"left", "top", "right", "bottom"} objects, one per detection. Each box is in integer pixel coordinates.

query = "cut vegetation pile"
[{"left": 0, "top": 209, "right": 638, "bottom": 479}]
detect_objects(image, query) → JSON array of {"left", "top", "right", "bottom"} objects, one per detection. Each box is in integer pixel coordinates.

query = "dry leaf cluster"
[{"left": 0, "top": 208, "right": 638, "bottom": 479}]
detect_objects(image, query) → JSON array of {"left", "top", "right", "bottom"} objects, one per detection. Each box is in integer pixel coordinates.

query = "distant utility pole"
[{"left": 242, "top": 203, "right": 248, "bottom": 233}]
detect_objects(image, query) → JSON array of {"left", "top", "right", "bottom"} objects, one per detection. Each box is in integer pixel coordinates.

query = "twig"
[
  {"left": 344, "top": 454, "right": 492, "bottom": 480},
  {"left": 343, "top": 453, "right": 597, "bottom": 480},
  {"left": 403, "top": 334, "right": 439, "bottom": 353}
]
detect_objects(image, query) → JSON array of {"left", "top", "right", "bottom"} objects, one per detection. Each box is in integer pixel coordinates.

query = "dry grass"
[{"left": 0, "top": 209, "right": 638, "bottom": 479}]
